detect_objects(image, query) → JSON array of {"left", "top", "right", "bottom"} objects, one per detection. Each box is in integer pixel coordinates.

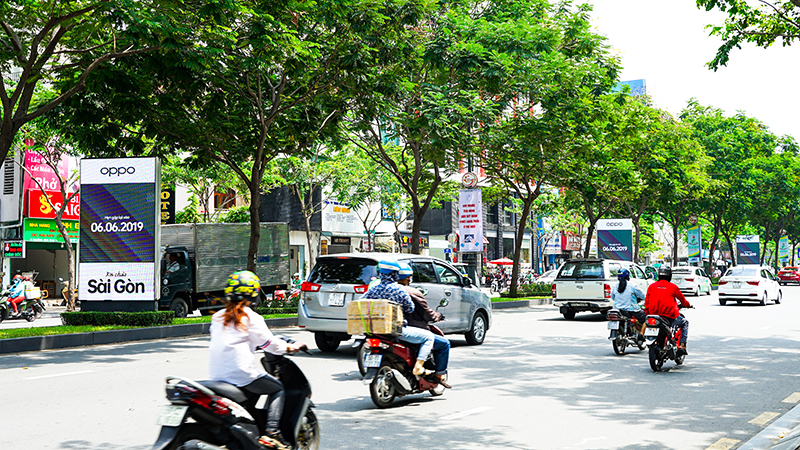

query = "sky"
[{"left": 589, "top": 0, "right": 800, "bottom": 139}]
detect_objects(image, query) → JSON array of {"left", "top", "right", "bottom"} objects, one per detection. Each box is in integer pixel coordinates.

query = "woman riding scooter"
[
  {"left": 8, "top": 275, "right": 25, "bottom": 316},
  {"left": 611, "top": 269, "right": 647, "bottom": 341}
]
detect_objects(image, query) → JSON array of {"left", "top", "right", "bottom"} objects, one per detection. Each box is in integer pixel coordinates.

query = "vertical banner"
[
  {"left": 79, "top": 158, "right": 160, "bottom": 303},
  {"left": 735, "top": 235, "right": 760, "bottom": 265},
  {"left": 597, "top": 219, "right": 633, "bottom": 261},
  {"left": 778, "top": 236, "right": 789, "bottom": 262},
  {"left": 687, "top": 224, "right": 702, "bottom": 263},
  {"left": 458, "top": 189, "right": 484, "bottom": 253},
  {"left": 160, "top": 185, "right": 176, "bottom": 225}
]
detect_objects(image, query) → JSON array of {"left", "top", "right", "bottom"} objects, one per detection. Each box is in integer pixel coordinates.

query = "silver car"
[{"left": 297, "top": 252, "right": 492, "bottom": 352}]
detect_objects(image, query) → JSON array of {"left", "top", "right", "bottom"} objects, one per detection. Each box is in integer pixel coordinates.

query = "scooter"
[
  {"left": 607, "top": 308, "right": 646, "bottom": 355},
  {"left": 644, "top": 306, "right": 693, "bottom": 372},
  {"left": 152, "top": 337, "right": 320, "bottom": 450},
  {"left": 0, "top": 288, "right": 46, "bottom": 323},
  {"left": 361, "top": 324, "right": 448, "bottom": 408}
]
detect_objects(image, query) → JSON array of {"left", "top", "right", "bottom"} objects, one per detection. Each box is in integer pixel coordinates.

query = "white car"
[
  {"left": 536, "top": 269, "right": 559, "bottom": 285},
  {"left": 672, "top": 267, "right": 713, "bottom": 296},
  {"left": 717, "top": 265, "right": 782, "bottom": 306}
]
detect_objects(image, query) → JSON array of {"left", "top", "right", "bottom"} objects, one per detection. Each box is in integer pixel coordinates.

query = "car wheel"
[
  {"left": 314, "top": 332, "right": 341, "bottom": 352},
  {"left": 169, "top": 297, "right": 189, "bottom": 318},
  {"left": 693, "top": 287, "right": 699, "bottom": 297},
  {"left": 718, "top": 299, "right": 726, "bottom": 306},
  {"left": 760, "top": 292, "right": 767, "bottom": 306},
  {"left": 465, "top": 312, "right": 486, "bottom": 345},
  {"left": 775, "top": 290, "right": 782, "bottom": 305},
  {"left": 562, "top": 309, "right": 576, "bottom": 320}
]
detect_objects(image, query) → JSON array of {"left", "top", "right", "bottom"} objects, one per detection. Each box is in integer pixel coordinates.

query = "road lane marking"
[
  {"left": 720, "top": 337, "right": 736, "bottom": 342},
  {"left": 783, "top": 392, "right": 800, "bottom": 403},
  {"left": 441, "top": 406, "right": 494, "bottom": 421},
  {"left": 582, "top": 374, "right": 611, "bottom": 383},
  {"left": 749, "top": 412, "right": 780, "bottom": 426},
  {"left": 24, "top": 370, "right": 93, "bottom": 380},
  {"left": 507, "top": 343, "right": 530, "bottom": 349},
  {"left": 706, "top": 438, "right": 739, "bottom": 450}
]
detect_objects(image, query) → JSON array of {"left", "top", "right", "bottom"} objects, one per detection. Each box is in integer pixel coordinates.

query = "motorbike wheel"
[
  {"left": 648, "top": 344, "right": 664, "bottom": 372},
  {"left": 370, "top": 363, "right": 397, "bottom": 408},
  {"left": 296, "top": 409, "right": 321, "bottom": 450},
  {"left": 164, "top": 423, "right": 216, "bottom": 450},
  {"left": 356, "top": 341, "right": 368, "bottom": 376},
  {"left": 612, "top": 336, "right": 627, "bottom": 355},
  {"left": 24, "top": 310, "right": 36, "bottom": 322},
  {"left": 0, "top": 308, "right": 6, "bottom": 323}
]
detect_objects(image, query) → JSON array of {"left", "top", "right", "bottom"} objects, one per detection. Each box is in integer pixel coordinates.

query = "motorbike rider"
[
  {"left": 290, "top": 273, "right": 301, "bottom": 291},
  {"left": 644, "top": 266, "right": 692, "bottom": 355},
  {"left": 396, "top": 262, "right": 452, "bottom": 388},
  {"left": 611, "top": 269, "right": 647, "bottom": 337},
  {"left": 361, "top": 260, "right": 436, "bottom": 377},
  {"left": 8, "top": 274, "right": 25, "bottom": 315},
  {"left": 209, "top": 270, "right": 305, "bottom": 450}
]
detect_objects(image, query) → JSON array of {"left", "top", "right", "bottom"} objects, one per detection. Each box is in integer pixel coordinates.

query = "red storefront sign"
[{"left": 27, "top": 190, "right": 80, "bottom": 220}]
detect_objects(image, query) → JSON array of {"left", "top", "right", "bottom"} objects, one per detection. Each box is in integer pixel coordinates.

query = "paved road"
[{"left": 2, "top": 287, "right": 799, "bottom": 450}]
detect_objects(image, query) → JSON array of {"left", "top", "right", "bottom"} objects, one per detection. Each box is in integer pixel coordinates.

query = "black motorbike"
[
  {"left": 152, "top": 337, "right": 320, "bottom": 450},
  {"left": 644, "top": 306, "right": 692, "bottom": 372},
  {"left": 606, "top": 308, "right": 646, "bottom": 355}
]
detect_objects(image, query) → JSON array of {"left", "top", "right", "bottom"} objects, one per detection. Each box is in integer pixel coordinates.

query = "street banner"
[
  {"left": 735, "top": 235, "right": 760, "bottom": 265},
  {"left": 779, "top": 236, "right": 790, "bottom": 261},
  {"left": 27, "top": 190, "right": 80, "bottom": 220},
  {"left": 24, "top": 218, "right": 79, "bottom": 243},
  {"left": 687, "top": 224, "right": 702, "bottom": 263},
  {"left": 458, "top": 189, "right": 484, "bottom": 253},
  {"left": 79, "top": 158, "right": 161, "bottom": 302},
  {"left": 597, "top": 218, "right": 633, "bottom": 261}
]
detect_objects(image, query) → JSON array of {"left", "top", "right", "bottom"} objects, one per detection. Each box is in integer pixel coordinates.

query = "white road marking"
[
  {"left": 24, "top": 370, "right": 93, "bottom": 380},
  {"left": 720, "top": 337, "right": 736, "bottom": 342},
  {"left": 507, "top": 343, "right": 530, "bottom": 349},
  {"left": 582, "top": 374, "right": 611, "bottom": 383},
  {"left": 441, "top": 406, "right": 494, "bottom": 421}
]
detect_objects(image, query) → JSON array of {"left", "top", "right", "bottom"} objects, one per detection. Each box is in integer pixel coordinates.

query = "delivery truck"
[{"left": 159, "top": 222, "right": 290, "bottom": 317}]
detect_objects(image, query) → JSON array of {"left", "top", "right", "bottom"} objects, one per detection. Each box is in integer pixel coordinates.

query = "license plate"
[
  {"left": 156, "top": 405, "right": 188, "bottom": 427},
  {"left": 328, "top": 292, "right": 345, "bottom": 307},
  {"left": 607, "top": 321, "right": 619, "bottom": 330},
  {"left": 644, "top": 327, "right": 659, "bottom": 337},
  {"left": 364, "top": 354, "right": 382, "bottom": 368},
  {"left": 572, "top": 302, "right": 588, "bottom": 307},
  {"left": 733, "top": 281, "right": 741, "bottom": 289}
]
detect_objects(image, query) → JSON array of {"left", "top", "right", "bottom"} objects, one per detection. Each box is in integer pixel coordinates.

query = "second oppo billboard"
[
  {"left": 79, "top": 158, "right": 161, "bottom": 302},
  {"left": 597, "top": 219, "right": 633, "bottom": 261}
]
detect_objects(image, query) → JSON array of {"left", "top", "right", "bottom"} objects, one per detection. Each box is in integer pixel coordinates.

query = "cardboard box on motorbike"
[
  {"left": 347, "top": 299, "right": 403, "bottom": 335},
  {"left": 24, "top": 283, "right": 40, "bottom": 300}
]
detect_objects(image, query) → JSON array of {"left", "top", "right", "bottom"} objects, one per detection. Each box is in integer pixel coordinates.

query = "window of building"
[{"left": 214, "top": 188, "right": 236, "bottom": 210}]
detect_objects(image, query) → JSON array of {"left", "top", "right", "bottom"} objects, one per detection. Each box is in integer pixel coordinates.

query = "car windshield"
[
  {"left": 725, "top": 267, "right": 758, "bottom": 277},
  {"left": 308, "top": 258, "right": 377, "bottom": 285},
  {"left": 558, "top": 261, "right": 604, "bottom": 279},
  {"left": 673, "top": 268, "right": 692, "bottom": 274}
]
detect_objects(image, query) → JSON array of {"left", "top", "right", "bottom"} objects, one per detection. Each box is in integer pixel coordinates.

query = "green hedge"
[
  {"left": 61, "top": 311, "right": 175, "bottom": 327},
  {"left": 499, "top": 282, "right": 553, "bottom": 298}
]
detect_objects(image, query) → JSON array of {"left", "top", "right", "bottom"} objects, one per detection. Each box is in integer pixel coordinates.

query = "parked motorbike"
[
  {"left": 152, "top": 337, "right": 320, "bottom": 450},
  {"left": 362, "top": 324, "right": 448, "bottom": 408},
  {"left": 644, "top": 306, "right": 693, "bottom": 372},
  {"left": 606, "top": 308, "right": 646, "bottom": 355},
  {"left": 0, "top": 287, "right": 46, "bottom": 323}
]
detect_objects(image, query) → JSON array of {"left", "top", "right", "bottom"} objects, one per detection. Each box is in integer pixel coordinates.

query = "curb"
[
  {"left": 0, "top": 317, "right": 298, "bottom": 355},
  {"left": 738, "top": 400, "right": 800, "bottom": 450},
  {"left": 492, "top": 298, "right": 554, "bottom": 309}
]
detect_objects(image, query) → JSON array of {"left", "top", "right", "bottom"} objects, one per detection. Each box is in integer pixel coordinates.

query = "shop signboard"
[
  {"left": 3, "top": 241, "right": 24, "bottom": 258},
  {"left": 687, "top": 224, "right": 702, "bottom": 263},
  {"left": 399, "top": 232, "right": 429, "bottom": 250},
  {"left": 458, "top": 189, "right": 483, "bottom": 253},
  {"left": 735, "top": 235, "right": 760, "bottom": 265},
  {"left": 562, "top": 232, "right": 582, "bottom": 252},
  {"left": 597, "top": 219, "right": 633, "bottom": 261},
  {"left": 24, "top": 218, "right": 79, "bottom": 243},
  {"left": 160, "top": 185, "right": 176, "bottom": 225},
  {"left": 322, "top": 200, "right": 362, "bottom": 234},
  {"left": 79, "top": 158, "right": 160, "bottom": 302},
  {"left": 23, "top": 150, "right": 69, "bottom": 192},
  {"left": 27, "top": 190, "right": 80, "bottom": 220},
  {"left": 779, "top": 236, "right": 789, "bottom": 262}
]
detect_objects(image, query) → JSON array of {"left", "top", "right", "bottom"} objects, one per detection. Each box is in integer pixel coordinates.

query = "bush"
[
  {"left": 61, "top": 311, "right": 175, "bottom": 327},
  {"left": 500, "top": 282, "right": 552, "bottom": 298},
  {"left": 218, "top": 205, "right": 250, "bottom": 223}
]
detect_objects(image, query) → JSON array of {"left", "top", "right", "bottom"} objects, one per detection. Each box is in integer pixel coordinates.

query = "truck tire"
[
  {"left": 169, "top": 298, "right": 189, "bottom": 318},
  {"left": 562, "top": 309, "right": 576, "bottom": 320},
  {"left": 314, "top": 332, "right": 341, "bottom": 352}
]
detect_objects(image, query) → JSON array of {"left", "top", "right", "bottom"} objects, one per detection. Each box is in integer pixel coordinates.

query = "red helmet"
[{"left": 12, "top": 274, "right": 22, "bottom": 282}]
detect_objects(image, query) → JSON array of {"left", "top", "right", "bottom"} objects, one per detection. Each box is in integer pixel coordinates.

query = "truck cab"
[{"left": 161, "top": 247, "right": 194, "bottom": 318}]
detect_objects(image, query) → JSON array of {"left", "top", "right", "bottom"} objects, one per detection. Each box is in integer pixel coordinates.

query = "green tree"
[
  {"left": 697, "top": 0, "right": 800, "bottom": 69},
  {"left": 161, "top": 155, "right": 246, "bottom": 223}
]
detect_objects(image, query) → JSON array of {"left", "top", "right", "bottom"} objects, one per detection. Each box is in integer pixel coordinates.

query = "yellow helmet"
[{"left": 224, "top": 270, "right": 261, "bottom": 302}]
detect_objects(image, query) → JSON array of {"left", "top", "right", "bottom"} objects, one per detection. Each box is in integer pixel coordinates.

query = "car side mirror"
[
  {"left": 439, "top": 299, "right": 449, "bottom": 308},
  {"left": 418, "top": 288, "right": 429, "bottom": 296},
  {"left": 463, "top": 275, "right": 473, "bottom": 286}
]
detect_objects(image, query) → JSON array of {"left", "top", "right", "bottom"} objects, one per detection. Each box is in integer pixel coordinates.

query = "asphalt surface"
[{"left": 2, "top": 286, "right": 800, "bottom": 450}]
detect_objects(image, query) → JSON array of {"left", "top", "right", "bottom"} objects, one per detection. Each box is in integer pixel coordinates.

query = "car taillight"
[
  {"left": 685, "top": 278, "right": 694, "bottom": 282},
  {"left": 746, "top": 281, "right": 760, "bottom": 286},
  {"left": 551, "top": 284, "right": 556, "bottom": 297},
  {"left": 718, "top": 281, "right": 728, "bottom": 285},
  {"left": 647, "top": 317, "right": 658, "bottom": 326},
  {"left": 354, "top": 285, "right": 369, "bottom": 294},
  {"left": 604, "top": 284, "right": 611, "bottom": 299},
  {"left": 301, "top": 281, "right": 321, "bottom": 292}
]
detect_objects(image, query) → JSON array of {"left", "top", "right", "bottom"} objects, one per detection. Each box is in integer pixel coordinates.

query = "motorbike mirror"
[{"left": 438, "top": 299, "right": 449, "bottom": 308}]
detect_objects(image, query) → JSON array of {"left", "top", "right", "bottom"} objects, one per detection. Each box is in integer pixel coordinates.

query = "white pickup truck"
[{"left": 552, "top": 258, "right": 654, "bottom": 320}]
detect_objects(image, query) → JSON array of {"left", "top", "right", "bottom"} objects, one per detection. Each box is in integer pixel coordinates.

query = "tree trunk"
[
  {"left": 411, "top": 206, "right": 426, "bottom": 255},
  {"left": 792, "top": 241, "right": 797, "bottom": 266},
  {"left": 722, "top": 230, "right": 736, "bottom": 267},
  {"left": 707, "top": 215, "right": 720, "bottom": 273},
  {"left": 54, "top": 216, "right": 77, "bottom": 311},
  {"left": 583, "top": 221, "right": 596, "bottom": 258},
  {"left": 246, "top": 185, "right": 261, "bottom": 273},
  {"left": 509, "top": 199, "right": 533, "bottom": 297},
  {"left": 672, "top": 220, "right": 679, "bottom": 266},
  {"left": 632, "top": 217, "right": 641, "bottom": 264},
  {"left": 304, "top": 214, "right": 316, "bottom": 269}
]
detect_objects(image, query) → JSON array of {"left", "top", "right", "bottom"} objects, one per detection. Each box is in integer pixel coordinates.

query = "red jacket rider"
[{"left": 644, "top": 279, "right": 692, "bottom": 319}]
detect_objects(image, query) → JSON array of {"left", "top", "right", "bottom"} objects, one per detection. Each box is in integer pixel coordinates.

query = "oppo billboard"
[{"left": 79, "top": 158, "right": 161, "bottom": 305}]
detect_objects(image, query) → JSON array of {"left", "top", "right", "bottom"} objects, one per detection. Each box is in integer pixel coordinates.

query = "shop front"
[{"left": 11, "top": 218, "right": 78, "bottom": 300}]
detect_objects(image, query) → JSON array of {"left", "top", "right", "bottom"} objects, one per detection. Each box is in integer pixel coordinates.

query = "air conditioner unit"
[
  {"left": 0, "top": 156, "right": 22, "bottom": 225},
  {"left": 405, "top": 222, "right": 413, "bottom": 231}
]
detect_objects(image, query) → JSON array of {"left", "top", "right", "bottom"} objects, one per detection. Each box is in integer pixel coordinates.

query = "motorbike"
[
  {"left": 644, "top": 306, "right": 693, "bottom": 372},
  {"left": 361, "top": 324, "right": 448, "bottom": 408},
  {"left": 152, "top": 337, "right": 320, "bottom": 450},
  {"left": 0, "top": 287, "right": 46, "bottom": 323},
  {"left": 606, "top": 308, "right": 646, "bottom": 355}
]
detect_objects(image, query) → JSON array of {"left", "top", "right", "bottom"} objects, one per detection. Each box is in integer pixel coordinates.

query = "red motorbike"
[
  {"left": 361, "top": 325, "right": 447, "bottom": 408},
  {"left": 644, "top": 306, "right": 693, "bottom": 372}
]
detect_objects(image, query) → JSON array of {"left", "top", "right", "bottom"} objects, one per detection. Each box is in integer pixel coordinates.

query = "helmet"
[
  {"left": 12, "top": 275, "right": 22, "bottom": 282},
  {"left": 292, "top": 273, "right": 300, "bottom": 278},
  {"left": 224, "top": 270, "right": 261, "bottom": 302},
  {"left": 397, "top": 262, "right": 413, "bottom": 280},
  {"left": 617, "top": 269, "right": 630, "bottom": 281},
  {"left": 377, "top": 260, "right": 401, "bottom": 274},
  {"left": 657, "top": 266, "right": 672, "bottom": 282}
]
